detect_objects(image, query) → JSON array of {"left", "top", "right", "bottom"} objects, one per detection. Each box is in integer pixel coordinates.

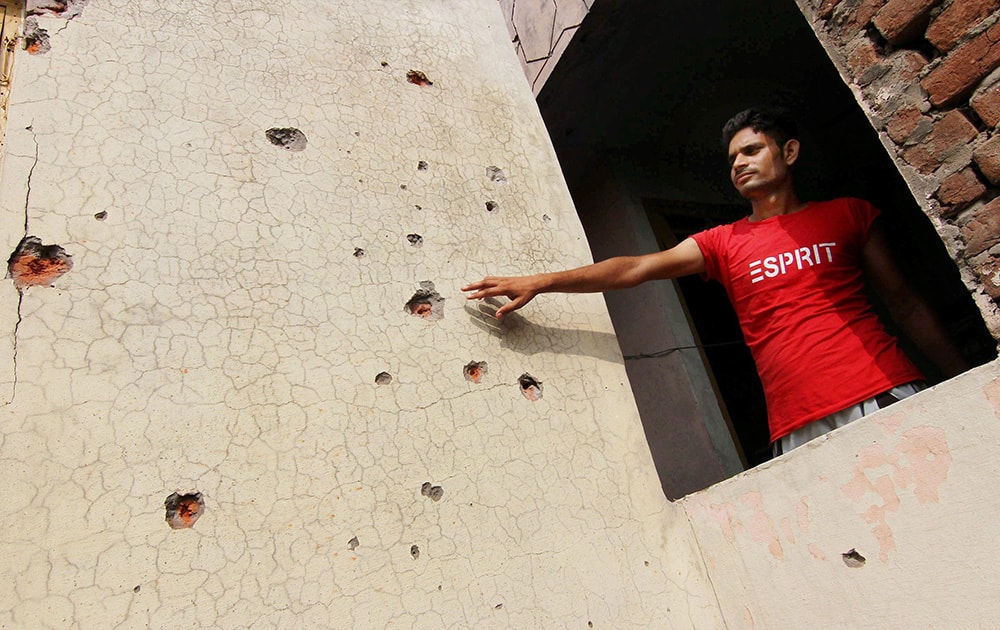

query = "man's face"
[{"left": 727, "top": 127, "right": 795, "bottom": 198}]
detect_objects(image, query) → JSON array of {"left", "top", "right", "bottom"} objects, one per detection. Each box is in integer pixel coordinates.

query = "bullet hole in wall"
[
  {"left": 406, "top": 70, "right": 433, "bottom": 86},
  {"left": 348, "top": 536, "right": 359, "bottom": 551},
  {"left": 265, "top": 127, "right": 307, "bottom": 152},
  {"left": 588, "top": 622, "right": 593, "bottom": 628},
  {"left": 375, "top": 371, "right": 392, "bottom": 385},
  {"left": 417, "top": 160, "right": 429, "bottom": 171},
  {"left": 842, "top": 548, "right": 866, "bottom": 568},
  {"left": 518, "top": 373, "right": 543, "bottom": 401},
  {"left": 421, "top": 481, "right": 444, "bottom": 502},
  {"left": 485, "top": 201, "right": 499, "bottom": 213},
  {"left": 410, "top": 544, "right": 420, "bottom": 559},
  {"left": 380, "top": 61, "right": 389, "bottom": 67},
  {"left": 7, "top": 236, "right": 73, "bottom": 289},
  {"left": 464, "top": 361, "right": 488, "bottom": 384},
  {"left": 542, "top": 214, "right": 551, "bottom": 223},
  {"left": 94, "top": 211, "right": 108, "bottom": 221},
  {"left": 28, "top": 0, "right": 90, "bottom": 19},
  {"left": 23, "top": 18, "right": 50, "bottom": 55},
  {"left": 406, "top": 233, "right": 423, "bottom": 248},
  {"left": 486, "top": 165, "right": 507, "bottom": 184},
  {"left": 164, "top": 492, "right": 204, "bottom": 529},
  {"left": 495, "top": 603, "right": 503, "bottom": 610},
  {"left": 353, "top": 247, "right": 365, "bottom": 258},
  {"left": 400, "top": 184, "right": 407, "bottom": 190},
  {"left": 405, "top": 281, "right": 444, "bottom": 320},
  {"left": 133, "top": 585, "right": 141, "bottom": 593}
]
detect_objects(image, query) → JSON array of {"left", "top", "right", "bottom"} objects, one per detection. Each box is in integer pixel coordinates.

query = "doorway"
[{"left": 536, "top": 0, "right": 997, "bottom": 487}]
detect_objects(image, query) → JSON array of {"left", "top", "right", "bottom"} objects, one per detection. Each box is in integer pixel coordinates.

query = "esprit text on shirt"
[{"left": 748, "top": 242, "right": 837, "bottom": 284}]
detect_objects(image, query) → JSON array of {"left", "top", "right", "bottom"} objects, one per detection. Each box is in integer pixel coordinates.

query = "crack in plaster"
[{"left": 7, "top": 126, "right": 40, "bottom": 403}]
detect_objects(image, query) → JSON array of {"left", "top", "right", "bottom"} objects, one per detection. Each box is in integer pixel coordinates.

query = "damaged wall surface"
[
  {"left": 0, "top": 0, "right": 723, "bottom": 627},
  {"left": 682, "top": 360, "right": 1000, "bottom": 628}
]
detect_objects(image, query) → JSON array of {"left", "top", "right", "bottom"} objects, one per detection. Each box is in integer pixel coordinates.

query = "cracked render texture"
[{"left": 0, "top": 1, "right": 723, "bottom": 627}]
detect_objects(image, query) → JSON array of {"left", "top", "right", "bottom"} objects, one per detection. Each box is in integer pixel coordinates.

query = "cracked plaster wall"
[{"left": 0, "top": 0, "right": 724, "bottom": 627}]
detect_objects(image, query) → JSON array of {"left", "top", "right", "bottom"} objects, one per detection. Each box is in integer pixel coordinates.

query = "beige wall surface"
[
  {"left": 682, "top": 360, "right": 1000, "bottom": 629},
  {"left": 0, "top": 1, "right": 727, "bottom": 627}
]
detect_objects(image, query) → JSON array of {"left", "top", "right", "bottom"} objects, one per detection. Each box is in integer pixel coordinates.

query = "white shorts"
[{"left": 773, "top": 381, "right": 925, "bottom": 456}]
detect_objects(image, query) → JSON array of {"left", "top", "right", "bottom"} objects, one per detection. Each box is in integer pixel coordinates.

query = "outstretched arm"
[
  {"left": 462, "top": 237, "right": 706, "bottom": 318},
  {"left": 862, "top": 222, "right": 968, "bottom": 378}
]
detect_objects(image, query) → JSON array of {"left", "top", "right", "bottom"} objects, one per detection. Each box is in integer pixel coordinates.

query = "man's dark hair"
[{"left": 722, "top": 108, "right": 798, "bottom": 149}]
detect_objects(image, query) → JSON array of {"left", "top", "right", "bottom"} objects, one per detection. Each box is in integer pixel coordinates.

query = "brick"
[
  {"left": 962, "top": 196, "right": 1000, "bottom": 255},
  {"left": 972, "top": 76, "right": 1000, "bottom": 127},
  {"left": 973, "top": 257, "right": 1000, "bottom": 298},
  {"left": 847, "top": 38, "right": 890, "bottom": 85},
  {"left": 886, "top": 105, "right": 933, "bottom": 143},
  {"left": 894, "top": 49, "right": 930, "bottom": 81},
  {"left": 974, "top": 133, "right": 1000, "bottom": 183},
  {"left": 927, "top": 0, "right": 1000, "bottom": 53},
  {"left": 831, "top": 0, "right": 888, "bottom": 37},
  {"left": 936, "top": 167, "right": 987, "bottom": 209},
  {"left": 922, "top": 20, "right": 1000, "bottom": 107},
  {"left": 873, "top": 0, "right": 940, "bottom": 45},
  {"left": 819, "top": 0, "right": 845, "bottom": 18},
  {"left": 901, "top": 110, "right": 979, "bottom": 172}
]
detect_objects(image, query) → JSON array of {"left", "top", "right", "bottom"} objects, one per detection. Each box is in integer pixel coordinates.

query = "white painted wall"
[
  {"left": 0, "top": 1, "right": 722, "bottom": 627},
  {"left": 683, "top": 360, "right": 1000, "bottom": 628}
]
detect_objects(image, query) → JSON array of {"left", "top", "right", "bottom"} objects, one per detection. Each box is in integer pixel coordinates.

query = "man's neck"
[{"left": 748, "top": 188, "right": 805, "bottom": 221}]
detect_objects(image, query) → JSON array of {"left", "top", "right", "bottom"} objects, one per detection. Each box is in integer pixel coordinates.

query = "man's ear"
[{"left": 783, "top": 139, "right": 800, "bottom": 166}]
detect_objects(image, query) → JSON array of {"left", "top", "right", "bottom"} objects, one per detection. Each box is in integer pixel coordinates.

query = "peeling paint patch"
[
  {"left": 895, "top": 427, "right": 951, "bottom": 503},
  {"left": 740, "top": 492, "right": 783, "bottom": 560},
  {"left": 406, "top": 70, "right": 433, "bottom": 86},
  {"left": 983, "top": 377, "right": 1000, "bottom": 417},
  {"left": 808, "top": 544, "right": 826, "bottom": 560},
  {"left": 164, "top": 492, "right": 204, "bottom": 529},
  {"left": 796, "top": 497, "right": 810, "bottom": 533},
  {"left": 840, "top": 426, "right": 951, "bottom": 561},
  {"left": 265, "top": 127, "right": 307, "bottom": 152},
  {"left": 23, "top": 18, "right": 51, "bottom": 55},
  {"left": 7, "top": 236, "right": 73, "bottom": 289},
  {"left": 779, "top": 517, "right": 796, "bottom": 545},
  {"left": 873, "top": 411, "right": 905, "bottom": 435}
]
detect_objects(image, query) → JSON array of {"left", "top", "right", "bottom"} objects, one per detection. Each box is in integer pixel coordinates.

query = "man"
[{"left": 462, "top": 108, "right": 967, "bottom": 455}]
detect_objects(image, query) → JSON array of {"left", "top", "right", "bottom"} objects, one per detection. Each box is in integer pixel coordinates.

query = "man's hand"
[
  {"left": 461, "top": 276, "right": 541, "bottom": 318},
  {"left": 462, "top": 238, "right": 706, "bottom": 319}
]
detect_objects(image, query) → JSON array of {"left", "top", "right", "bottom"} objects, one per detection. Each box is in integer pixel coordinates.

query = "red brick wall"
[{"left": 797, "top": 0, "right": 1000, "bottom": 334}]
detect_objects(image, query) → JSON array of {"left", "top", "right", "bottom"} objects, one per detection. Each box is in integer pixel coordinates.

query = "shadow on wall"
[{"left": 465, "top": 298, "right": 623, "bottom": 364}]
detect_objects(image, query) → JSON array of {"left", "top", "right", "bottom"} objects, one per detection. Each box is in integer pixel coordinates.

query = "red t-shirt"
[{"left": 691, "top": 198, "right": 923, "bottom": 441}]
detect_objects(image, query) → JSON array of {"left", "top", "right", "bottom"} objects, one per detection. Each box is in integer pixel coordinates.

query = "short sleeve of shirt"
[{"left": 691, "top": 224, "right": 732, "bottom": 286}]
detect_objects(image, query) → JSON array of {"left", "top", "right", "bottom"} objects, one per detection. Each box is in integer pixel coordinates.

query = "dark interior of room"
[{"left": 536, "top": 0, "right": 998, "bottom": 467}]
